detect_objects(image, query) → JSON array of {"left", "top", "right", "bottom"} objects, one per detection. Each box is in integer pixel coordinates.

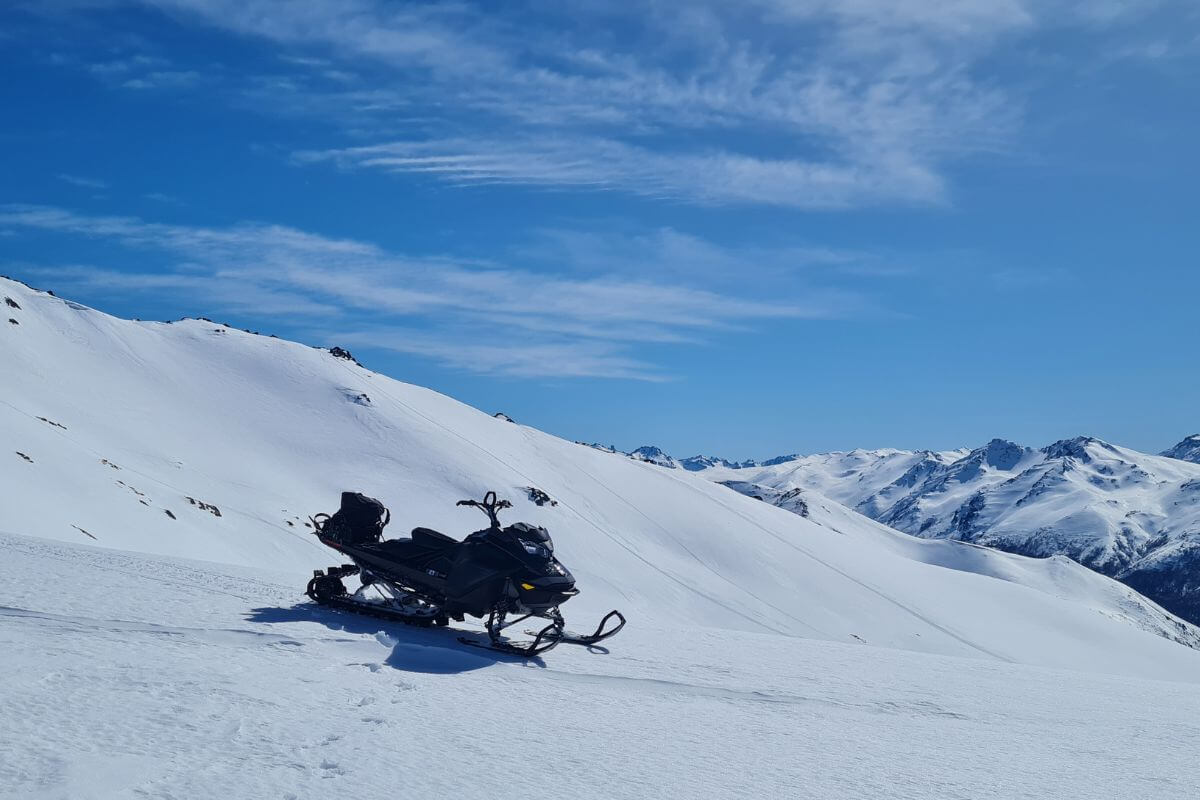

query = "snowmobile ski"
[{"left": 528, "top": 609, "right": 626, "bottom": 647}]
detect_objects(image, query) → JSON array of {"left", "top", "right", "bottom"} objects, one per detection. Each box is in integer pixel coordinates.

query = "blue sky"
[{"left": 2, "top": 0, "right": 1197, "bottom": 459}]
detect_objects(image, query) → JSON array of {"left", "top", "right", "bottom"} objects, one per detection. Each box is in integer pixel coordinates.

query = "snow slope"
[
  {"left": 3, "top": 274, "right": 1198, "bottom": 672},
  {"left": 5, "top": 531, "right": 1200, "bottom": 799},
  {"left": 696, "top": 438, "right": 1200, "bottom": 624}
]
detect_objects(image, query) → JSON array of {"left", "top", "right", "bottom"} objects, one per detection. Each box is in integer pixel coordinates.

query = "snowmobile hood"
[{"left": 504, "top": 521, "right": 553, "bottom": 550}]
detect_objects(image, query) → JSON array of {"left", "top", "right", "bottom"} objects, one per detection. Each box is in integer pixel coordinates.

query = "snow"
[
  {"left": 5, "top": 275, "right": 1200, "bottom": 798},
  {"left": 5, "top": 531, "right": 1200, "bottom": 799}
]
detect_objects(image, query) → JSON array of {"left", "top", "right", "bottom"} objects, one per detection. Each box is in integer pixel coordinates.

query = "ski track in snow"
[{"left": 3, "top": 532, "right": 1200, "bottom": 800}]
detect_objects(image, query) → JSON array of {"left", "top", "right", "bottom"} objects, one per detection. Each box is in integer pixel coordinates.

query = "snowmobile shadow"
[{"left": 246, "top": 604, "right": 547, "bottom": 674}]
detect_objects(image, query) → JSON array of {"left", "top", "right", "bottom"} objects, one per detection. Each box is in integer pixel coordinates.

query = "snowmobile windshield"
[{"left": 505, "top": 522, "right": 554, "bottom": 558}]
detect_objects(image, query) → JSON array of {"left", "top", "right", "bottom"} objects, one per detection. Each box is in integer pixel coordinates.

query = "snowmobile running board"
[{"left": 306, "top": 565, "right": 446, "bottom": 627}]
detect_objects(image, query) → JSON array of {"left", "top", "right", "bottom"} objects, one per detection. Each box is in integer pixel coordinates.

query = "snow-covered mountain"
[
  {"left": 7, "top": 274, "right": 1200, "bottom": 798},
  {"left": 628, "top": 444, "right": 678, "bottom": 468},
  {"left": 688, "top": 437, "right": 1200, "bottom": 625},
  {"left": 1163, "top": 434, "right": 1200, "bottom": 464}
]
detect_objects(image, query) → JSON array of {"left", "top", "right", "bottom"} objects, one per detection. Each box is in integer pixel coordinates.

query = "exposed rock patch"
[
  {"left": 525, "top": 487, "right": 558, "bottom": 507},
  {"left": 185, "top": 497, "right": 222, "bottom": 517},
  {"left": 327, "top": 347, "right": 363, "bottom": 366}
]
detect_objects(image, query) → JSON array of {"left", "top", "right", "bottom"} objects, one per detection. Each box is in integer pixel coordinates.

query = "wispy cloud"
[
  {"left": 36, "top": 0, "right": 1051, "bottom": 207},
  {"left": 0, "top": 204, "right": 857, "bottom": 379},
  {"left": 44, "top": 0, "right": 1192, "bottom": 208},
  {"left": 121, "top": 70, "right": 203, "bottom": 90},
  {"left": 143, "top": 192, "right": 184, "bottom": 204},
  {"left": 295, "top": 136, "right": 948, "bottom": 209},
  {"left": 56, "top": 173, "right": 108, "bottom": 190}
]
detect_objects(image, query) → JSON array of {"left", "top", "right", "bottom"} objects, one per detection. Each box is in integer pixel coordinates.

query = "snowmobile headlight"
[{"left": 518, "top": 538, "right": 551, "bottom": 558}]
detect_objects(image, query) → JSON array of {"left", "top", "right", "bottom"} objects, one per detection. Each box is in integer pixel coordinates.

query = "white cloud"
[
  {"left": 335, "top": 329, "right": 671, "bottom": 381},
  {"left": 296, "top": 135, "right": 948, "bottom": 208},
  {"left": 76, "top": 0, "right": 1048, "bottom": 208},
  {"left": 310, "top": 127, "right": 956, "bottom": 210},
  {"left": 122, "top": 70, "right": 203, "bottom": 90},
  {"left": 56, "top": 174, "right": 109, "bottom": 190},
  {"left": 50, "top": 0, "right": 1187, "bottom": 208},
  {"left": 0, "top": 204, "right": 854, "bottom": 379}
]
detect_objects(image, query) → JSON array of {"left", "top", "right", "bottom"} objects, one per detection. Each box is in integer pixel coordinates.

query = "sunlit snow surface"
[
  {"left": 5, "top": 533, "right": 1200, "bottom": 799},
  {"left": 3, "top": 276, "right": 1200, "bottom": 798}
]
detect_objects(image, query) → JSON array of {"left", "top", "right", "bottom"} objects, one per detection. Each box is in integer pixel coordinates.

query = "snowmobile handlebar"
[{"left": 456, "top": 491, "right": 512, "bottom": 528}]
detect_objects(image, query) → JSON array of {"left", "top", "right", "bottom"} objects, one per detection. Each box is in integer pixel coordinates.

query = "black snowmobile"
[{"left": 306, "top": 491, "right": 625, "bottom": 656}]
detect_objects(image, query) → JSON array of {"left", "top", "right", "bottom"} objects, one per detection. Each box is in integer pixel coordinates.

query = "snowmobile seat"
[
  {"left": 411, "top": 526, "right": 458, "bottom": 549},
  {"left": 357, "top": 528, "right": 457, "bottom": 563}
]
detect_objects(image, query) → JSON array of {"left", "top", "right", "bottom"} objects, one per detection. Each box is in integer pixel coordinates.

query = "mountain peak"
[
  {"left": 629, "top": 445, "right": 677, "bottom": 468},
  {"left": 981, "top": 438, "right": 1029, "bottom": 470},
  {"left": 1040, "top": 436, "right": 1114, "bottom": 463},
  {"left": 679, "top": 454, "right": 751, "bottom": 471},
  {"left": 1162, "top": 435, "right": 1200, "bottom": 464}
]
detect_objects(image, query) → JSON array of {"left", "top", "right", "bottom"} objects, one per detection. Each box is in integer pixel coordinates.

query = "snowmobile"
[{"left": 306, "top": 491, "right": 625, "bottom": 656}]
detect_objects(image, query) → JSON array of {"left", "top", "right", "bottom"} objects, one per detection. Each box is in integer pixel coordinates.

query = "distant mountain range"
[{"left": 621, "top": 435, "right": 1200, "bottom": 624}]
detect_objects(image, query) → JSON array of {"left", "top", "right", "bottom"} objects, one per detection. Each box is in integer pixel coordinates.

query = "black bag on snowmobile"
[{"left": 316, "top": 492, "right": 390, "bottom": 545}]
